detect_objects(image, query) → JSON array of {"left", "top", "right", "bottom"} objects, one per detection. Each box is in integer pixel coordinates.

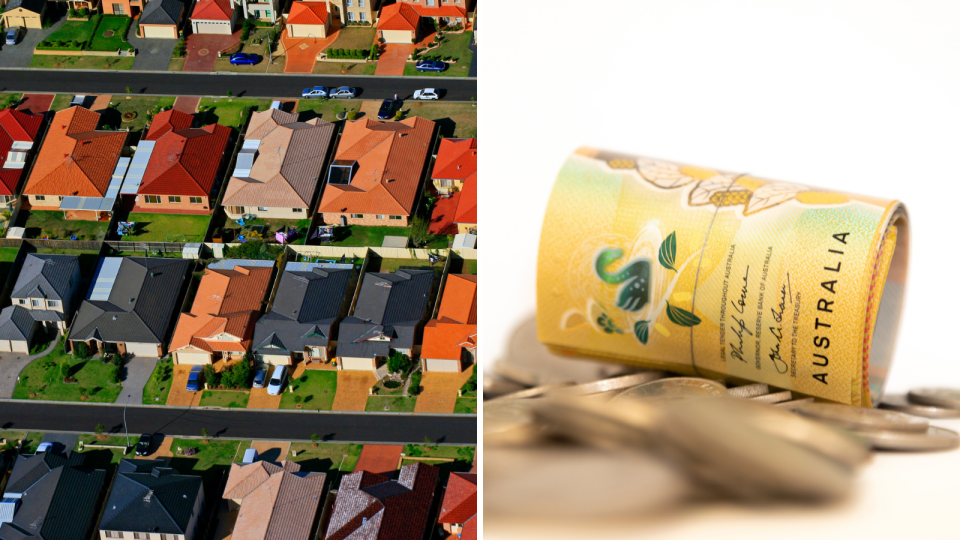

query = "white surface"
[{"left": 480, "top": 0, "right": 960, "bottom": 538}]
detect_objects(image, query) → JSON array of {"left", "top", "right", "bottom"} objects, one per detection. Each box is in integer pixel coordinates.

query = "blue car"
[
  {"left": 415, "top": 60, "right": 446, "bottom": 73},
  {"left": 186, "top": 365, "right": 202, "bottom": 392},
  {"left": 302, "top": 86, "right": 329, "bottom": 99},
  {"left": 229, "top": 53, "right": 260, "bottom": 66}
]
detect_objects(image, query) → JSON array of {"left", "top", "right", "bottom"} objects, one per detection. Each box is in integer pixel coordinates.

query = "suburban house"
[
  {"left": 1, "top": 0, "right": 46, "bottom": 29},
  {"left": 22, "top": 106, "right": 129, "bottom": 222},
  {"left": 169, "top": 259, "right": 274, "bottom": 365},
  {"left": 98, "top": 458, "right": 205, "bottom": 540},
  {"left": 453, "top": 169, "right": 476, "bottom": 234},
  {"left": 285, "top": 1, "right": 331, "bottom": 38},
  {"left": 252, "top": 261, "right": 355, "bottom": 367},
  {"left": 105, "top": 0, "right": 144, "bottom": 16},
  {"left": 10, "top": 253, "right": 83, "bottom": 332},
  {"left": 317, "top": 117, "right": 435, "bottom": 228},
  {"left": 420, "top": 274, "right": 476, "bottom": 373},
  {"left": 126, "top": 109, "right": 231, "bottom": 215},
  {"left": 437, "top": 472, "right": 477, "bottom": 540},
  {"left": 222, "top": 109, "right": 334, "bottom": 221},
  {"left": 398, "top": 0, "right": 468, "bottom": 27},
  {"left": 138, "top": 0, "right": 186, "bottom": 38},
  {"left": 190, "top": 0, "right": 239, "bottom": 34},
  {"left": 0, "top": 108, "right": 43, "bottom": 209},
  {"left": 222, "top": 460, "right": 326, "bottom": 540},
  {"left": 0, "top": 306, "right": 39, "bottom": 353},
  {"left": 67, "top": 257, "right": 191, "bottom": 358},
  {"left": 375, "top": 1, "right": 419, "bottom": 43},
  {"left": 0, "top": 444, "right": 107, "bottom": 540},
  {"left": 432, "top": 138, "right": 475, "bottom": 195},
  {"left": 323, "top": 463, "right": 439, "bottom": 540},
  {"left": 238, "top": 0, "right": 281, "bottom": 23},
  {"left": 336, "top": 269, "right": 434, "bottom": 372},
  {"left": 325, "top": 0, "right": 380, "bottom": 26}
]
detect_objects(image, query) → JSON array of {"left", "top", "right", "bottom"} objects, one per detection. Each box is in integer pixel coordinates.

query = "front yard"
[
  {"left": 323, "top": 225, "right": 410, "bottom": 247},
  {"left": 401, "top": 101, "right": 477, "bottom": 138},
  {"left": 30, "top": 55, "right": 134, "bottom": 70},
  {"left": 289, "top": 442, "right": 362, "bottom": 473},
  {"left": 13, "top": 337, "right": 123, "bottom": 403},
  {"left": 170, "top": 438, "right": 252, "bottom": 503},
  {"left": 279, "top": 370, "right": 338, "bottom": 411},
  {"left": 365, "top": 395, "right": 417, "bottom": 412},
  {"left": 0, "top": 94, "right": 23, "bottom": 109},
  {"left": 17, "top": 210, "right": 108, "bottom": 240},
  {"left": 331, "top": 27, "right": 376, "bottom": 50},
  {"left": 199, "top": 390, "right": 250, "bottom": 408},
  {"left": 454, "top": 397, "right": 476, "bottom": 414},
  {"left": 296, "top": 99, "right": 363, "bottom": 122},
  {"left": 142, "top": 357, "right": 173, "bottom": 404},
  {"left": 120, "top": 212, "right": 212, "bottom": 242},
  {"left": 198, "top": 98, "right": 272, "bottom": 130},
  {"left": 87, "top": 15, "right": 133, "bottom": 51},
  {"left": 100, "top": 95, "right": 177, "bottom": 135},
  {"left": 405, "top": 31, "right": 474, "bottom": 78}
]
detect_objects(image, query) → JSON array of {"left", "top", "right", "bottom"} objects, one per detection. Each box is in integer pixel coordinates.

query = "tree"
[
  {"left": 200, "top": 427, "right": 209, "bottom": 441},
  {"left": 59, "top": 360, "right": 71, "bottom": 380},
  {"left": 125, "top": 86, "right": 132, "bottom": 94},
  {"left": 387, "top": 351, "right": 411, "bottom": 374},
  {"left": 204, "top": 364, "right": 221, "bottom": 387},
  {"left": 409, "top": 371, "right": 422, "bottom": 395},
  {"left": 108, "top": 365, "right": 120, "bottom": 385},
  {"left": 74, "top": 342, "right": 90, "bottom": 359},
  {"left": 310, "top": 433, "right": 319, "bottom": 447},
  {"left": 94, "top": 423, "right": 104, "bottom": 436},
  {"left": 410, "top": 216, "right": 432, "bottom": 247},
  {"left": 226, "top": 90, "right": 233, "bottom": 98}
]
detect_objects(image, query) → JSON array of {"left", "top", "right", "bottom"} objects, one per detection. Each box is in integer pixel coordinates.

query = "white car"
[
  {"left": 329, "top": 86, "right": 357, "bottom": 99},
  {"left": 413, "top": 88, "right": 440, "bottom": 100},
  {"left": 266, "top": 365, "right": 287, "bottom": 396}
]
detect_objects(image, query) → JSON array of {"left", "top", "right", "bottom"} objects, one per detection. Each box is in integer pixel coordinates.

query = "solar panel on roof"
[
  {"left": 88, "top": 258, "right": 123, "bottom": 300},
  {"left": 232, "top": 153, "right": 255, "bottom": 178},
  {"left": 0, "top": 497, "right": 18, "bottom": 524},
  {"left": 242, "top": 139, "right": 260, "bottom": 151}
]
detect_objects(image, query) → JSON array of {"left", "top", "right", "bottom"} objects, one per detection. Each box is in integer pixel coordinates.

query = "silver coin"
[
  {"left": 880, "top": 394, "right": 960, "bottom": 419},
  {"left": 488, "top": 382, "right": 575, "bottom": 402},
  {"left": 907, "top": 388, "right": 960, "bottom": 410},
  {"left": 750, "top": 390, "right": 793, "bottom": 404},
  {"left": 775, "top": 398, "right": 815, "bottom": 410},
  {"left": 851, "top": 426, "right": 960, "bottom": 452},
  {"left": 531, "top": 394, "right": 663, "bottom": 448},
  {"left": 796, "top": 402, "right": 929, "bottom": 433},
  {"left": 483, "top": 375, "right": 528, "bottom": 398},
  {"left": 556, "top": 371, "right": 666, "bottom": 397},
  {"left": 728, "top": 383, "right": 769, "bottom": 399},
  {"left": 484, "top": 399, "right": 542, "bottom": 446},
  {"left": 613, "top": 377, "right": 729, "bottom": 403}
]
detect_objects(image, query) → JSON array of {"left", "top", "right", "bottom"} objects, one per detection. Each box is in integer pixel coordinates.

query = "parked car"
[
  {"left": 35, "top": 442, "right": 52, "bottom": 454},
  {"left": 302, "top": 86, "right": 329, "bottom": 99},
  {"left": 415, "top": 60, "right": 446, "bottom": 73},
  {"left": 378, "top": 99, "right": 397, "bottom": 120},
  {"left": 329, "top": 86, "right": 357, "bottom": 99},
  {"left": 253, "top": 368, "right": 267, "bottom": 388},
  {"left": 266, "top": 365, "right": 287, "bottom": 396},
  {"left": 242, "top": 448, "right": 259, "bottom": 464},
  {"left": 229, "top": 53, "right": 260, "bottom": 66},
  {"left": 186, "top": 365, "right": 202, "bottom": 392},
  {"left": 4, "top": 27, "right": 21, "bottom": 46},
  {"left": 413, "top": 88, "right": 440, "bottom": 100},
  {"left": 135, "top": 434, "right": 152, "bottom": 456}
]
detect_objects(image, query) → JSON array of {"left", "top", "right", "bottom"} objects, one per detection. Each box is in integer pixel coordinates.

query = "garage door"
[
  {"left": 340, "top": 357, "right": 373, "bottom": 371},
  {"left": 289, "top": 24, "right": 325, "bottom": 38},
  {"left": 424, "top": 358, "right": 460, "bottom": 373},
  {"left": 194, "top": 20, "right": 232, "bottom": 35},
  {"left": 176, "top": 351, "right": 211, "bottom": 365},
  {"left": 256, "top": 353, "right": 290, "bottom": 366},
  {"left": 142, "top": 25, "right": 177, "bottom": 39},
  {"left": 381, "top": 30, "right": 412, "bottom": 44},
  {"left": 125, "top": 342, "right": 160, "bottom": 357},
  {"left": 11, "top": 340, "right": 28, "bottom": 353},
  {"left": 0, "top": 341, "right": 10, "bottom": 352}
]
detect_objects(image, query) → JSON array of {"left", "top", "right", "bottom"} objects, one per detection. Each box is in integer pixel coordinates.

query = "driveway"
[
  {"left": 247, "top": 387, "right": 281, "bottom": 409},
  {"left": 414, "top": 365, "right": 474, "bottom": 414},
  {"left": 250, "top": 440, "right": 289, "bottom": 462},
  {"left": 17, "top": 94, "right": 54, "bottom": 114},
  {"left": 173, "top": 95, "right": 200, "bottom": 113},
  {"left": 354, "top": 444, "right": 402, "bottom": 474},
  {"left": 374, "top": 44, "right": 413, "bottom": 76},
  {"left": 0, "top": 336, "right": 59, "bottom": 398},
  {"left": 115, "top": 356, "right": 158, "bottom": 404},
  {"left": 41, "top": 432, "right": 79, "bottom": 455},
  {"left": 282, "top": 31, "right": 338, "bottom": 74},
  {"left": 183, "top": 31, "right": 242, "bottom": 72},
  {"left": 0, "top": 16, "right": 67, "bottom": 68},
  {"left": 468, "top": 38, "right": 476, "bottom": 77},
  {"left": 128, "top": 34, "right": 178, "bottom": 72},
  {"left": 332, "top": 371, "right": 376, "bottom": 411},
  {"left": 166, "top": 365, "right": 202, "bottom": 406}
]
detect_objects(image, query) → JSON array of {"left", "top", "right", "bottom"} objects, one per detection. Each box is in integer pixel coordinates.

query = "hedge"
[{"left": 326, "top": 48, "right": 370, "bottom": 59}]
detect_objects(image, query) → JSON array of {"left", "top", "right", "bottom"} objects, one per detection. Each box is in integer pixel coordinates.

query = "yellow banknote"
[{"left": 537, "top": 149, "right": 908, "bottom": 406}]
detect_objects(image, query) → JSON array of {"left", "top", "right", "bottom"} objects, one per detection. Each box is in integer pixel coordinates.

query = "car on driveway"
[
  {"left": 36, "top": 442, "right": 52, "bottom": 454},
  {"left": 135, "top": 433, "right": 152, "bottom": 456},
  {"left": 186, "top": 365, "right": 202, "bottom": 392},
  {"left": 266, "top": 365, "right": 287, "bottom": 396},
  {"left": 5, "top": 27, "right": 21, "bottom": 46},
  {"left": 302, "top": 86, "right": 329, "bottom": 99},
  {"left": 329, "top": 86, "right": 357, "bottom": 99},
  {"left": 229, "top": 53, "right": 260, "bottom": 66},
  {"left": 378, "top": 98, "right": 397, "bottom": 120},
  {"left": 415, "top": 60, "right": 446, "bottom": 72},
  {"left": 413, "top": 88, "right": 440, "bottom": 100},
  {"left": 253, "top": 368, "right": 267, "bottom": 388}
]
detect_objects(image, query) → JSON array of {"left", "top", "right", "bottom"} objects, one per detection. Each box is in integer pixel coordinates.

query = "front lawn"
[
  {"left": 0, "top": 94, "right": 23, "bottom": 109},
  {"left": 279, "top": 370, "right": 337, "bottom": 411},
  {"left": 312, "top": 62, "right": 376, "bottom": 76},
  {"left": 121, "top": 212, "right": 212, "bottom": 242},
  {"left": 100, "top": 95, "right": 177, "bottom": 135},
  {"left": 324, "top": 225, "right": 410, "bottom": 247},
  {"left": 197, "top": 98, "right": 272, "bottom": 130},
  {"left": 401, "top": 101, "right": 477, "bottom": 138},
  {"left": 454, "top": 397, "right": 476, "bottom": 414},
  {"left": 0, "top": 431, "right": 45, "bottom": 454},
  {"left": 13, "top": 337, "right": 122, "bottom": 403},
  {"left": 365, "top": 396, "right": 417, "bottom": 412},
  {"left": 404, "top": 444, "right": 475, "bottom": 461},
  {"left": 88, "top": 15, "right": 133, "bottom": 52},
  {"left": 30, "top": 55, "right": 134, "bottom": 70},
  {"left": 200, "top": 390, "right": 250, "bottom": 408},
  {"left": 405, "top": 32, "right": 474, "bottom": 78},
  {"left": 17, "top": 210, "right": 108, "bottom": 240},
  {"left": 331, "top": 27, "right": 377, "bottom": 50},
  {"left": 142, "top": 357, "right": 173, "bottom": 405},
  {"left": 170, "top": 438, "right": 252, "bottom": 504},
  {"left": 213, "top": 56, "right": 286, "bottom": 74},
  {"left": 289, "top": 442, "right": 362, "bottom": 473},
  {"left": 296, "top": 99, "right": 363, "bottom": 122},
  {"left": 49, "top": 94, "right": 76, "bottom": 112},
  {"left": 39, "top": 18, "right": 98, "bottom": 49},
  {"left": 0, "top": 247, "right": 21, "bottom": 286}
]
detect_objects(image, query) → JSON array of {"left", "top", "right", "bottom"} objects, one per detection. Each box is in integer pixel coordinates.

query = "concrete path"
[
  {"left": 282, "top": 32, "right": 338, "bottom": 74},
  {"left": 332, "top": 371, "right": 376, "bottom": 411},
  {"left": 128, "top": 35, "right": 178, "bottom": 72},
  {"left": 0, "top": 15, "right": 67, "bottom": 68},
  {"left": 0, "top": 336, "right": 60, "bottom": 398},
  {"left": 354, "top": 444, "right": 402, "bottom": 474},
  {"left": 114, "top": 356, "right": 158, "bottom": 405},
  {"left": 17, "top": 93, "right": 54, "bottom": 114}
]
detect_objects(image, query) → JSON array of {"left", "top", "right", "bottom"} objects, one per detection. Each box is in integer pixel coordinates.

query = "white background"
[{"left": 479, "top": 0, "right": 960, "bottom": 538}]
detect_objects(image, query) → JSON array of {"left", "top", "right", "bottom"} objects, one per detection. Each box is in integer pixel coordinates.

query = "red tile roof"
[
  {"left": 144, "top": 109, "right": 194, "bottom": 141},
  {"left": 318, "top": 117, "right": 435, "bottom": 217},
  {"left": 191, "top": 0, "right": 233, "bottom": 20},
  {"left": 407, "top": 3, "right": 467, "bottom": 19},
  {"left": 287, "top": 1, "right": 328, "bottom": 25},
  {"left": 0, "top": 109, "right": 43, "bottom": 196},
  {"left": 377, "top": 2, "right": 420, "bottom": 31},
  {"left": 432, "top": 138, "right": 476, "bottom": 181},
  {"left": 453, "top": 175, "right": 476, "bottom": 225},
  {"left": 421, "top": 274, "right": 477, "bottom": 361},
  {"left": 437, "top": 472, "right": 476, "bottom": 525},
  {"left": 139, "top": 117, "right": 231, "bottom": 198},
  {"left": 24, "top": 106, "right": 127, "bottom": 198}
]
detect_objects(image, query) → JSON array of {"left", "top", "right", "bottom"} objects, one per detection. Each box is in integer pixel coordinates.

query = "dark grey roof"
[
  {"left": 337, "top": 270, "right": 433, "bottom": 358},
  {"left": 12, "top": 255, "right": 80, "bottom": 303},
  {"left": 3, "top": 0, "right": 45, "bottom": 15},
  {"left": 117, "top": 458, "right": 169, "bottom": 474},
  {"left": 139, "top": 0, "right": 184, "bottom": 25},
  {"left": 100, "top": 460, "right": 202, "bottom": 535},
  {"left": 5, "top": 453, "right": 68, "bottom": 495},
  {"left": 38, "top": 434, "right": 78, "bottom": 458},
  {"left": 68, "top": 258, "right": 191, "bottom": 345},
  {"left": 0, "top": 306, "right": 37, "bottom": 341},
  {"left": 252, "top": 266, "right": 353, "bottom": 353}
]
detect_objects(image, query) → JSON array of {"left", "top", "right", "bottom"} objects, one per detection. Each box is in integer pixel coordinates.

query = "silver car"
[
  {"left": 329, "top": 86, "right": 357, "bottom": 99},
  {"left": 413, "top": 88, "right": 440, "bottom": 100},
  {"left": 266, "top": 365, "right": 287, "bottom": 396},
  {"left": 5, "top": 27, "right": 21, "bottom": 46}
]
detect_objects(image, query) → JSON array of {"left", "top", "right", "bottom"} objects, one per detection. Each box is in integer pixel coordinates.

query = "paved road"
[
  {"left": 0, "top": 401, "right": 477, "bottom": 445},
  {"left": 0, "top": 70, "right": 478, "bottom": 101}
]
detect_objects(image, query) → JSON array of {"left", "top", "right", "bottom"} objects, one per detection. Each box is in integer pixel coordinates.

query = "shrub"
[
  {"left": 383, "top": 380, "right": 401, "bottom": 389},
  {"left": 294, "top": 395, "right": 302, "bottom": 403},
  {"left": 68, "top": 8, "right": 77, "bottom": 17},
  {"left": 386, "top": 351, "right": 411, "bottom": 374},
  {"left": 203, "top": 364, "right": 220, "bottom": 387},
  {"left": 74, "top": 342, "right": 90, "bottom": 359},
  {"left": 183, "top": 447, "right": 197, "bottom": 456},
  {"left": 409, "top": 371, "right": 422, "bottom": 395},
  {"left": 94, "top": 423, "right": 104, "bottom": 436},
  {"left": 346, "top": 110, "right": 358, "bottom": 121},
  {"left": 80, "top": 7, "right": 89, "bottom": 17},
  {"left": 108, "top": 365, "right": 121, "bottom": 384}
]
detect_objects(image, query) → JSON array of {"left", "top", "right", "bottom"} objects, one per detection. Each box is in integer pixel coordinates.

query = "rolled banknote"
[{"left": 537, "top": 149, "right": 908, "bottom": 406}]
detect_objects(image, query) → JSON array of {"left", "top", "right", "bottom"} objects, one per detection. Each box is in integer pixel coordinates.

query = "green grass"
[
  {"left": 365, "top": 395, "right": 417, "bottom": 412},
  {"left": 289, "top": 442, "right": 362, "bottom": 472},
  {"left": 331, "top": 27, "right": 377, "bottom": 50},
  {"left": 88, "top": 15, "right": 133, "bottom": 51},
  {"left": 142, "top": 358, "right": 174, "bottom": 405},
  {"left": 30, "top": 55, "right": 134, "bottom": 70},
  {"left": 102, "top": 95, "right": 177, "bottom": 134},
  {"left": 371, "top": 257, "right": 443, "bottom": 274},
  {"left": 0, "top": 247, "right": 21, "bottom": 287},
  {"left": 405, "top": 32, "right": 473, "bottom": 78},
  {"left": 168, "top": 57, "right": 186, "bottom": 71},
  {"left": 296, "top": 99, "right": 363, "bottom": 122},
  {"left": 0, "top": 431, "right": 43, "bottom": 454},
  {"left": 198, "top": 98, "right": 272, "bottom": 130},
  {"left": 280, "top": 370, "right": 338, "bottom": 411},
  {"left": 0, "top": 93, "right": 23, "bottom": 109},
  {"left": 312, "top": 61, "right": 377, "bottom": 76},
  {"left": 200, "top": 390, "right": 250, "bottom": 408},
  {"left": 454, "top": 397, "right": 476, "bottom": 414},
  {"left": 404, "top": 444, "right": 474, "bottom": 461},
  {"left": 401, "top": 101, "right": 477, "bottom": 138},
  {"left": 77, "top": 434, "right": 130, "bottom": 476},
  {"left": 324, "top": 225, "right": 409, "bottom": 247},
  {"left": 17, "top": 210, "right": 107, "bottom": 240},
  {"left": 122, "top": 212, "right": 211, "bottom": 242},
  {"left": 13, "top": 337, "right": 122, "bottom": 403},
  {"left": 448, "top": 257, "right": 477, "bottom": 275},
  {"left": 40, "top": 18, "right": 98, "bottom": 49},
  {"left": 49, "top": 94, "right": 76, "bottom": 112},
  {"left": 170, "top": 438, "right": 252, "bottom": 503}
]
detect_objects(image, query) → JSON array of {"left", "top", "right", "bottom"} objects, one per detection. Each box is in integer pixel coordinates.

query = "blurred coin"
[
  {"left": 728, "top": 383, "right": 769, "bottom": 399},
  {"left": 613, "top": 377, "right": 729, "bottom": 403},
  {"left": 907, "top": 388, "right": 960, "bottom": 410},
  {"left": 852, "top": 426, "right": 960, "bottom": 452},
  {"left": 483, "top": 374, "right": 528, "bottom": 399},
  {"left": 880, "top": 394, "right": 960, "bottom": 419},
  {"left": 531, "top": 394, "right": 663, "bottom": 449},
  {"left": 750, "top": 390, "right": 793, "bottom": 404},
  {"left": 556, "top": 371, "right": 666, "bottom": 397},
  {"left": 775, "top": 398, "right": 815, "bottom": 410},
  {"left": 796, "top": 402, "right": 929, "bottom": 433},
  {"left": 484, "top": 399, "right": 543, "bottom": 446},
  {"left": 488, "top": 382, "right": 575, "bottom": 402}
]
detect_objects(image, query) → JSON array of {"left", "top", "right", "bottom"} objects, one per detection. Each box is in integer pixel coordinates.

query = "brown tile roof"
[
  {"left": 317, "top": 117, "right": 435, "bottom": 217},
  {"left": 245, "top": 109, "right": 298, "bottom": 141},
  {"left": 224, "top": 460, "right": 326, "bottom": 540},
  {"left": 437, "top": 472, "right": 476, "bottom": 525},
  {"left": 144, "top": 109, "right": 195, "bottom": 141},
  {"left": 191, "top": 0, "right": 233, "bottom": 20},
  {"left": 24, "top": 106, "right": 127, "bottom": 198}
]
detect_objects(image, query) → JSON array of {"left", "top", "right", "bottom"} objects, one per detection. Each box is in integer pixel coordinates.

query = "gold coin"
[{"left": 612, "top": 377, "right": 729, "bottom": 403}]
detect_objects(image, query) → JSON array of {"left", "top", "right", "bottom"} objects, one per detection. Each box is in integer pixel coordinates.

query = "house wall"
[
  {"left": 329, "top": 0, "right": 378, "bottom": 25},
  {"left": 137, "top": 194, "right": 213, "bottom": 213},
  {"left": 432, "top": 178, "right": 463, "bottom": 194},
  {"left": 25, "top": 194, "right": 63, "bottom": 208},
  {"left": 2, "top": 6, "right": 45, "bottom": 29},
  {"left": 320, "top": 212, "right": 409, "bottom": 227},
  {"left": 105, "top": 0, "right": 143, "bottom": 16},
  {"left": 184, "top": 481, "right": 205, "bottom": 540},
  {"left": 242, "top": 0, "right": 280, "bottom": 22},
  {"left": 224, "top": 206, "right": 309, "bottom": 220},
  {"left": 456, "top": 222, "right": 476, "bottom": 235}
]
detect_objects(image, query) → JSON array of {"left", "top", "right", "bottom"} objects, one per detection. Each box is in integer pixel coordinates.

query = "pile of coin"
[{"left": 485, "top": 317, "right": 960, "bottom": 518}]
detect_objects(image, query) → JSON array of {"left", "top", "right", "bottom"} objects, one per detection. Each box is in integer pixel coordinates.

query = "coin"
[
  {"left": 880, "top": 394, "right": 960, "bottom": 419},
  {"left": 907, "top": 388, "right": 960, "bottom": 410},
  {"left": 612, "top": 377, "right": 729, "bottom": 403},
  {"left": 556, "top": 371, "right": 666, "bottom": 397},
  {"left": 531, "top": 394, "right": 663, "bottom": 448},
  {"left": 851, "top": 426, "right": 960, "bottom": 452},
  {"left": 484, "top": 399, "right": 542, "bottom": 446},
  {"left": 488, "top": 382, "right": 575, "bottom": 402},
  {"left": 795, "top": 402, "right": 929, "bottom": 433},
  {"left": 483, "top": 374, "right": 528, "bottom": 398},
  {"left": 774, "top": 398, "right": 815, "bottom": 410},
  {"left": 750, "top": 390, "right": 793, "bottom": 404},
  {"left": 728, "top": 383, "right": 769, "bottom": 399}
]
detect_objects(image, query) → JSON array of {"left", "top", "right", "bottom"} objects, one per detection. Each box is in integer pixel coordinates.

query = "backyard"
[
  {"left": 279, "top": 370, "right": 338, "bottom": 411},
  {"left": 296, "top": 99, "right": 363, "bottom": 122},
  {"left": 13, "top": 337, "right": 123, "bottom": 403},
  {"left": 197, "top": 98, "right": 272, "bottom": 130},
  {"left": 142, "top": 357, "right": 173, "bottom": 405},
  {"left": 402, "top": 101, "right": 477, "bottom": 138},
  {"left": 17, "top": 210, "right": 108, "bottom": 240},
  {"left": 0, "top": 247, "right": 21, "bottom": 286},
  {"left": 447, "top": 257, "right": 477, "bottom": 275},
  {"left": 199, "top": 390, "right": 250, "bottom": 408},
  {"left": 370, "top": 256, "right": 444, "bottom": 275},
  {"left": 405, "top": 31, "right": 474, "bottom": 78},
  {"left": 119, "top": 212, "right": 212, "bottom": 242},
  {"left": 323, "top": 225, "right": 410, "bottom": 247},
  {"left": 99, "top": 95, "right": 177, "bottom": 135},
  {"left": 236, "top": 217, "right": 310, "bottom": 245}
]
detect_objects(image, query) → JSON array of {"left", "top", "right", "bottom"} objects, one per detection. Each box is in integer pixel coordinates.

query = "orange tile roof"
[
  {"left": 404, "top": 2, "right": 468, "bottom": 19},
  {"left": 453, "top": 175, "right": 476, "bottom": 225},
  {"left": 438, "top": 472, "right": 476, "bottom": 525},
  {"left": 287, "top": 1, "right": 328, "bottom": 25},
  {"left": 438, "top": 274, "right": 476, "bottom": 324},
  {"left": 139, "top": 121, "right": 231, "bottom": 197},
  {"left": 23, "top": 106, "right": 127, "bottom": 198},
  {"left": 317, "top": 117, "right": 435, "bottom": 217},
  {"left": 191, "top": 0, "right": 233, "bottom": 20},
  {"left": 432, "top": 138, "right": 476, "bottom": 181},
  {"left": 377, "top": 2, "right": 420, "bottom": 31},
  {"left": 421, "top": 275, "right": 477, "bottom": 361}
]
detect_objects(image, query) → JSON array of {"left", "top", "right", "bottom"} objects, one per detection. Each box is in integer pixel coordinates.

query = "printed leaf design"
[
  {"left": 634, "top": 320, "right": 650, "bottom": 344},
  {"left": 688, "top": 176, "right": 739, "bottom": 206},
  {"left": 743, "top": 182, "right": 809, "bottom": 215},
  {"left": 596, "top": 248, "right": 651, "bottom": 312},
  {"left": 666, "top": 302, "right": 701, "bottom": 327},
  {"left": 658, "top": 232, "right": 677, "bottom": 272},
  {"left": 637, "top": 161, "right": 697, "bottom": 189}
]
